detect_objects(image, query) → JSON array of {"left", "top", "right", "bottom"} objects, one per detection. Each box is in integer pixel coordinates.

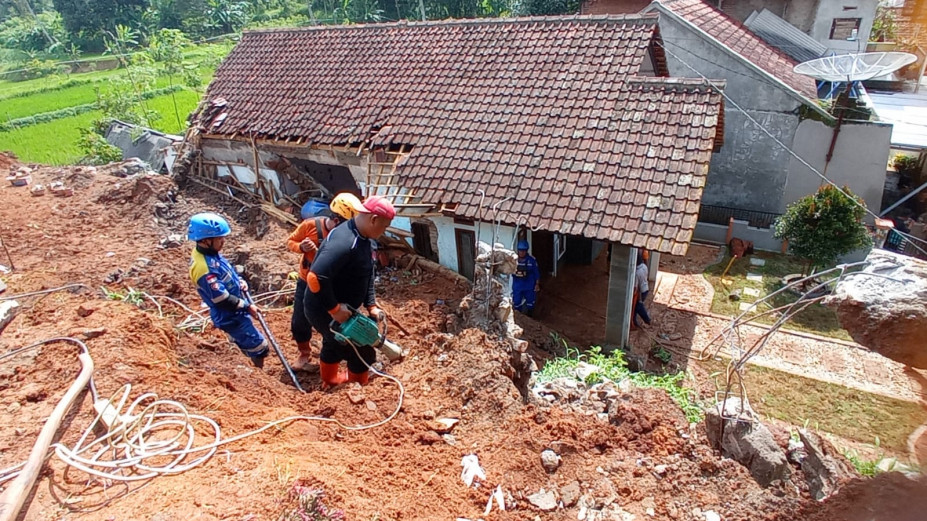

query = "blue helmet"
[
  {"left": 517, "top": 240, "right": 529, "bottom": 251},
  {"left": 188, "top": 212, "right": 231, "bottom": 241}
]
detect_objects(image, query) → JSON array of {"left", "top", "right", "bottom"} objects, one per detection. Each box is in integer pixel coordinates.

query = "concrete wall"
[
  {"left": 659, "top": 14, "right": 804, "bottom": 213},
  {"left": 782, "top": 0, "right": 820, "bottom": 34},
  {"left": 784, "top": 119, "right": 892, "bottom": 219},
  {"left": 694, "top": 219, "right": 784, "bottom": 252},
  {"left": 432, "top": 216, "right": 519, "bottom": 274},
  {"left": 201, "top": 139, "right": 300, "bottom": 200},
  {"left": 809, "top": 0, "right": 878, "bottom": 54},
  {"left": 719, "top": 0, "right": 791, "bottom": 24},
  {"left": 693, "top": 221, "right": 730, "bottom": 244}
]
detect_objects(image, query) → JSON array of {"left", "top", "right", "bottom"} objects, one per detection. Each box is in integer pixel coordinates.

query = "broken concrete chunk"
[
  {"left": 825, "top": 249, "right": 927, "bottom": 368},
  {"left": 526, "top": 489, "right": 558, "bottom": 511},
  {"left": 799, "top": 429, "right": 856, "bottom": 500},
  {"left": 560, "top": 481, "right": 580, "bottom": 507},
  {"left": 0, "top": 300, "right": 20, "bottom": 334},
  {"left": 705, "top": 398, "right": 790, "bottom": 487}
]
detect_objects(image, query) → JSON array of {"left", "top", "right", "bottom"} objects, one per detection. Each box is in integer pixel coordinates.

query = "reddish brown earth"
[{"left": 1, "top": 153, "right": 924, "bottom": 520}]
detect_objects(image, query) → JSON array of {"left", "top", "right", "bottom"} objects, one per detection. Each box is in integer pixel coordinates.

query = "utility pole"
[{"left": 13, "top": 0, "right": 58, "bottom": 48}]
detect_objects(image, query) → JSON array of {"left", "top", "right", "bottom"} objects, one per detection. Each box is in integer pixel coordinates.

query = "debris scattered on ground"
[{"left": 0, "top": 154, "right": 924, "bottom": 520}]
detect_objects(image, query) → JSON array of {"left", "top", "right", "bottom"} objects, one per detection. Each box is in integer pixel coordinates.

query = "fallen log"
[{"left": 395, "top": 253, "right": 470, "bottom": 287}]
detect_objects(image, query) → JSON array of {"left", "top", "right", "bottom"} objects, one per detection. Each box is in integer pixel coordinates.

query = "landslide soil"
[{"left": 0, "top": 155, "right": 922, "bottom": 521}]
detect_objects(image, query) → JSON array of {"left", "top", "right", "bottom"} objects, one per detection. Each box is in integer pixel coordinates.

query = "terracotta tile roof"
[
  {"left": 194, "top": 16, "right": 724, "bottom": 254},
  {"left": 657, "top": 0, "right": 818, "bottom": 100}
]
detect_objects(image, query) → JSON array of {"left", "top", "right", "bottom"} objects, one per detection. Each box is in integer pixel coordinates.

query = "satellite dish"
[{"left": 793, "top": 52, "right": 917, "bottom": 82}]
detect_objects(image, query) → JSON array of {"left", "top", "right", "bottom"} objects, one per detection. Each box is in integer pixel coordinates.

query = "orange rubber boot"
[
  {"left": 319, "top": 361, "right": 347, "bottom": 387},
  {"left": 347, "top": 370, "right": 369, "bottom": 385}
]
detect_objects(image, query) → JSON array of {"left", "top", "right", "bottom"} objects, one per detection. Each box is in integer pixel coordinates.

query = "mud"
[{"left": 0, "top": 154, "right": 918, "bottom": 520}]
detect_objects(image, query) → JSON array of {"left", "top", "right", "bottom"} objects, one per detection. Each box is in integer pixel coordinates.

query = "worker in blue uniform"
[
  {"left": 512, "top": 240, "right": 540, "bottom": 316},
  {"left": 188, "top": 212, "right": 269, "bottom": 368}
]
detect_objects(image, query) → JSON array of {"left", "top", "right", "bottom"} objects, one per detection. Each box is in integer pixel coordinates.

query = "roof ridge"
[{"left": 243, "top": 13, "right": 659, "bottom": 34}]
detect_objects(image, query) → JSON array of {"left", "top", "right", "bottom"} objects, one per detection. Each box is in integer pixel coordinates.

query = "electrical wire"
[
  {"left": 0, "top": 334, "right": 405, "bottom": 487},
  {"left": 0, "top": 284, "right": 91, "bottom": 301},
  {"left": 654, "top": 40, "right": 927, "bottom": 257}
]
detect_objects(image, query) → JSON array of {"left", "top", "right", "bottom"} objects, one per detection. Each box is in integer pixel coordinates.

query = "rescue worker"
[
  {"left": 512, "top": 239, "right": 540, "bottom": 316},
  {"left": 304, "top": 195, "right": 396, "bottom": 387},
  {"left": 188, "top": 212, "right": 269, "bottom": 368},
  {"left": 286, "top": 193, "right": 363, "bottom": 370},
  {"left": 633, "top": 251, "right": 652, "bottom": 328}
]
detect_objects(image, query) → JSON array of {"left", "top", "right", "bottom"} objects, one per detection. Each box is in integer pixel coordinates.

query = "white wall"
[
  {"left": 809, "top": 0, "right": 878, "bottom": 54},
  {"left": 785, "top": 119, "right": 892, "bottom": 221},
  {"left": 432, "top": 216, "right": 519, "bottom": 274}
]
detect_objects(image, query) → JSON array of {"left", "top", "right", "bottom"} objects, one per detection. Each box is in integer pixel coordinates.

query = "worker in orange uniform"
[
  {"left": 304, "top": 195, "right": 396, "bottom": 387},
  {"left": 286, "top": 193, "right": 364, "bottom": 370}
]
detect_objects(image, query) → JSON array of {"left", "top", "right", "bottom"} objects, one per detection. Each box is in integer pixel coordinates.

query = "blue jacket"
[
  {"left": 513, "top": 254, "right": 540, "bottom": 290},
  {"left": 189, "top": 246, "right": 250, "bottom": 327}
]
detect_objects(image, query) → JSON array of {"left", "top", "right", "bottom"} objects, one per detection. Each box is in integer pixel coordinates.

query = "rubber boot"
[
  {"left": 251, "top": 355, "right": 266, "bottom": 369},
  {"left": 319, "top": 361, "right": 348, "bottom": 387},
  {"left": 347, "top": 370, "right": 369, "bottom": 385},
  {"left": 294, "top": 341, "right": 314, "bottom": 370}
]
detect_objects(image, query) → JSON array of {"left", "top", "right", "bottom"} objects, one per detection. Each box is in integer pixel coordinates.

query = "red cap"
[{"left": 360, "top": 195, "right": 396, "bottom": 219}]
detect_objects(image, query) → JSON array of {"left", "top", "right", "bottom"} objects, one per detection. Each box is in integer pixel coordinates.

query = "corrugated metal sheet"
[{"left": 744, "top": 9, "right": 827, "bottom": 64}]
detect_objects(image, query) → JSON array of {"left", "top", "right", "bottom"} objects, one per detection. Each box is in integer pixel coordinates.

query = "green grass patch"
[
  {"left": 0, "top": 109, "right": 102, "bottom": 164},
  {"left": 703, "top": 250, "right": 852, "bottom": 341},
  {"left": 537, "top": 343, "right": 703, "bottom": 423},
  {"left": 145, "top": 88, "right": 203, "bottom": 134},
  {"left": 0, "top": 68, "right": 123, "bottom": 98},
  {"left": 0, "top": 87, "right": 201, "bottom": 164},
  {"left": 701, "top": 358, "right": 924, "bottom": 453}
]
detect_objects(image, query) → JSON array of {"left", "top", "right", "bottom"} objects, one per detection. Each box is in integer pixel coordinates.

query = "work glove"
[
  {"left": 367, "top": 304, "right": 386, "bottom": 322},
  {"left": 329, "top": 303, "right": 352, "bottom": 324},
  {"left": 299, "top": 239, "right": 317, "bottom": 253}
]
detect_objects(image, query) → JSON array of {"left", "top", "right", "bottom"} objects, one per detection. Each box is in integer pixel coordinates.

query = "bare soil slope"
[{"left": 0, "top": 155, "right": 922, "bottom": 520}]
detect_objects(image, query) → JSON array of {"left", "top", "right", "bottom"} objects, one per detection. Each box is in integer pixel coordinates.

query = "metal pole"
[
  {"left": 880, "top": 178, "right": 927, "bottom": 216},
  {"left": 243, "top": 290, "right": 305, "bottom": 393}
]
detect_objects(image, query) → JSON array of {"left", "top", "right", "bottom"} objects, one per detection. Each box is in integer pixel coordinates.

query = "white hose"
[{"left": 1, "top": 340, "right": 405, "bottom": 487}]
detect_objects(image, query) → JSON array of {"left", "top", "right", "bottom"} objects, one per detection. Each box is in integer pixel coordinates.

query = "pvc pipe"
[{"left": 0, "top": 349, "right": 93, "bottom": 521}]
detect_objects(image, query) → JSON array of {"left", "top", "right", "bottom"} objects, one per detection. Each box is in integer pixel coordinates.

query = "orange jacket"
[{"left": 287, "top": 217, "right": 331, "bottom": 281}]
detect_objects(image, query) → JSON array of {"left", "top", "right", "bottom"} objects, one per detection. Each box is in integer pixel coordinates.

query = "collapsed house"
[{"left": 184, "top": 15, "right": 725, "bottom": 347}]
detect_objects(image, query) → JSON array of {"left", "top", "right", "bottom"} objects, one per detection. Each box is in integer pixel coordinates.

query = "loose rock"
[
  {"left": 540, "top": 449, "right": 561, "bottom": 473},
  {"left": 526, "top": 489, "right": 558, "bottom": 511},
  {"left": 705, "top": 398, "right": 790, "bottom": 487},
  {"left": 560, "top": 481, "right": 580, "bottom": 507}
]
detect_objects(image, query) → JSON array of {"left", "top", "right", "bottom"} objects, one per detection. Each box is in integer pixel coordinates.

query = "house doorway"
[
  {"left": 412, "top": 221, "right": 438, "bottom": 262},
  {"left": 455, "top": 229, "right": 476, "bottom": 281}
]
